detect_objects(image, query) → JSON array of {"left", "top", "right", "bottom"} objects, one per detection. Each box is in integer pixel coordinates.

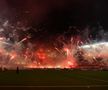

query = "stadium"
[{"left": 0, "top": 0, "right": 108, "bottom": 89}]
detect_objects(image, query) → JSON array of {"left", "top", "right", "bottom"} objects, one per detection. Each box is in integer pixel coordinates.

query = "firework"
[
  {"left": 73, "top": 42, "right": 108, "bottom": 69},
  {"left": 0, "top": 19, "right": 108, "bottom": 70}
]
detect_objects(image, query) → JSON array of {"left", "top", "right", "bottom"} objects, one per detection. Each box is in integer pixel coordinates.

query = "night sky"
[{"left": 0, "top": 0, "right": 108, "bottom": 33}]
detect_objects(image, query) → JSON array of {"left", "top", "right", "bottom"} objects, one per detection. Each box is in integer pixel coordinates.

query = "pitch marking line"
[{"left": 0, "top": 85, "right": 108, "bottom": 87}]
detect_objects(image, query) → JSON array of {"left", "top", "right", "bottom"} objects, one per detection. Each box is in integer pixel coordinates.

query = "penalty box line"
[{"left": 76, "top": 74, "right": 108, "bottom": 83}]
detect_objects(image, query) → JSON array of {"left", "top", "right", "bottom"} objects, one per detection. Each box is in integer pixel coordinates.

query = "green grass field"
[{"left": 0, "top": 69, "right": 108, "bottom": 89}]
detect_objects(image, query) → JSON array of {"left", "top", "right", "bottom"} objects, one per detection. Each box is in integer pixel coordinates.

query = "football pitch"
[{"left": 0, "top": 69, "right": 108, "bottom": 89}]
